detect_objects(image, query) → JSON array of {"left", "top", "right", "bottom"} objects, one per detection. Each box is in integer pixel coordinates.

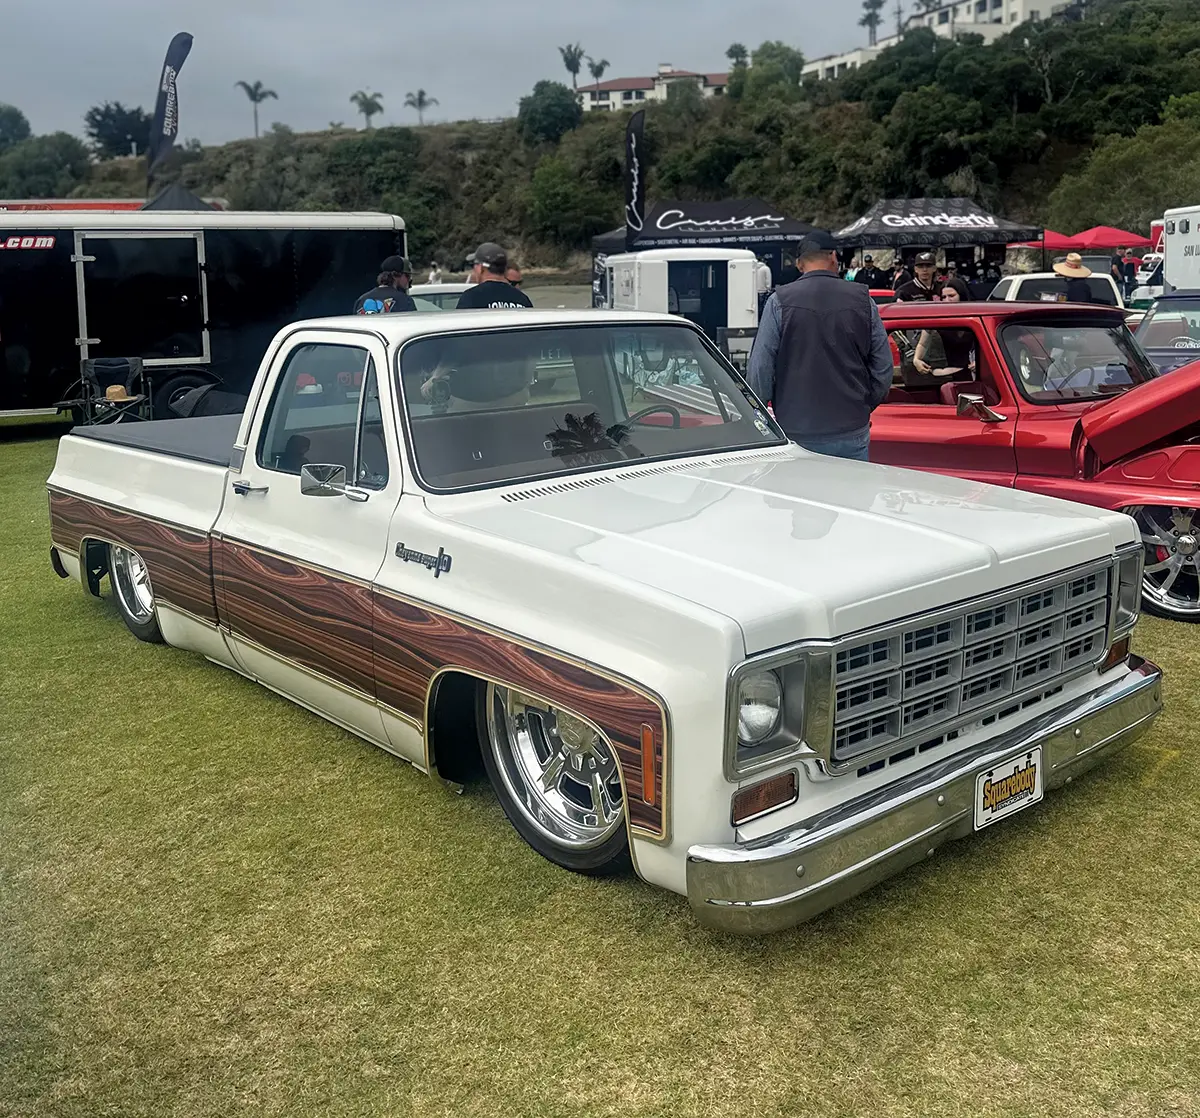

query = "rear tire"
[
  {"left": 477, "top": 682, "right": 630, "bottom": 876},
  {"left": 109, "top": 544, "right": 165, "bottom": 643}
]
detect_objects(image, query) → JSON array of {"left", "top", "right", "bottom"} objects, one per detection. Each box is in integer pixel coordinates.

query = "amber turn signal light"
[
  {"left": 1101, "top": 635, "right": 1131, "bottom": 673},
  {"left": 731, "top": 771, "right": 798, "bottom": 827}
]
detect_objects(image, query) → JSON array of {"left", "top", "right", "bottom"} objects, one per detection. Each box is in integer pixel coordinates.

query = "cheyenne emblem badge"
[{"left": 395, "top": 543, "right": 453, "bottom": 578}]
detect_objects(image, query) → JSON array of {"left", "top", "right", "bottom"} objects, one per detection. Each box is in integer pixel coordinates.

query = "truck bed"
[{"left": 68, "top": 414, "right": 241, "bottom": 468}]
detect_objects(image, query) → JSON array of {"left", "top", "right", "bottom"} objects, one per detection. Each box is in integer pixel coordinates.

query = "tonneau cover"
[{"left": 68, "top": 415, "right": 241, "bottom": 468}]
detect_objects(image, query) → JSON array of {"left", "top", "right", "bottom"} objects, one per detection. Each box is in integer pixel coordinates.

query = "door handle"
[
  {"left": 344, "top": 487, "right": 370, "bottom": 503},
  {"left": 231, "top": 478, "right": 269, "bottom": 496}
]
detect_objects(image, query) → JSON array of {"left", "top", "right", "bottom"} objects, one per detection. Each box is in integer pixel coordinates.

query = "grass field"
[{"left": 3, "top": 430, "right": 1200, "bottom": 1118}]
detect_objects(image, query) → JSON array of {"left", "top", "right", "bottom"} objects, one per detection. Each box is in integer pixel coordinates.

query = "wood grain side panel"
[
  {"left": 373, "top": 592, "right": 667, "bottom": 837},
  {"left": 48, "top": 489, "right": 218, "bottom": 623},
  {"left": 215, "top": 538, "right": 375, "bottom": 698}
]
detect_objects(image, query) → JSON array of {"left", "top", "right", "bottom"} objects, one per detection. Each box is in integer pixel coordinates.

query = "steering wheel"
[
  {"left": 1167, "top": 336, "right": 1200, "bottom": 349},
  {"left": 627, "top": 404, "right": 682, "bottom": 428}
]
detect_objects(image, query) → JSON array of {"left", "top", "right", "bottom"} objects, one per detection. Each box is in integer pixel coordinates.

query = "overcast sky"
[{"left": 3, "top": 0, "right": 867, "bottom": 145}]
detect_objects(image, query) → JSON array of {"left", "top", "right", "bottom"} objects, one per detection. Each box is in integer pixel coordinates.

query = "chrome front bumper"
[{"left": 687, "top": 656, "right": 1163, "bottom": 934}]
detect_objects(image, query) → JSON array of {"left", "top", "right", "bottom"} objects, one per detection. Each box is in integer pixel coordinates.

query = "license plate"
[{"left": 974, "top": 748, "right": 1044, "bottom": 831}]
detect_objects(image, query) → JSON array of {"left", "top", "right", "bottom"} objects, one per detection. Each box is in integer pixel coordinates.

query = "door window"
[
  {"left": 886, "top": 324, "right": 992, "bottom": 404},
  {"left": 82, "top": 236, "right": 205, "bottom": 360},
  {"left": 258, "top": 342, "right": 389, "bottom": 488}
]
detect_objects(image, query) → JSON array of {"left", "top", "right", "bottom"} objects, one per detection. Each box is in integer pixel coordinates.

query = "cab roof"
[
  {"left": 879, "top": 301, "right": 1128, "bottom": 320},
  {"left": 293, "top": 308, "right": 687, "bottom": 343}
]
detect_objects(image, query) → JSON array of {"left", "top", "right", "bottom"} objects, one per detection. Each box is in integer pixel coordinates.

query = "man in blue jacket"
[{"left": 747, "top": 230, "right": 894, "bottom": 462}]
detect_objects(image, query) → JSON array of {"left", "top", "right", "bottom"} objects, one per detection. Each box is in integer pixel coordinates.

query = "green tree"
[
  {"left": 84, "top": 102, "right": 152, "bottom": 159},
  {"left": 558, "top": 43, "right": 586, "bottom": 90},
  {"left": 860, "top": 0, "right": 886, "bottom": 48},
  {"left": 1048, "top": 113, "right": 1200, "bottom": 232},
  {"left": 404, "top": 89, "right": 438, "bottom": 126},
  {"left": 586, "top": 56, "right": 610, "bottom": 85},
  {"left": 0, "top": 132, "right": 91, "bottom": 197},
  {"left": 0, "top": 104, "right": 32, "bottom": 154},
  {"left": 350, "top": 89, "right": 384, "bottom": 129},
  {"left": 726, "top": 43, "right": 748, "bottom": 68},
  {"left": 524, "top": 154, "right": 611, "bottom": 245},
  {"left": 517, "top": 81, "right": 581, "bottom": 146},
  {"left": 234, "top": 80, "right": 278, "bottom": 140},
  {"left": 741, "top": 41, "right": 806, "bottom": 103}
]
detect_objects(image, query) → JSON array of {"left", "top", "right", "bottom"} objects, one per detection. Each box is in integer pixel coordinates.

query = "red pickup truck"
[{"left": 870, "top": 301, "right": 1200, "bottom": 622}]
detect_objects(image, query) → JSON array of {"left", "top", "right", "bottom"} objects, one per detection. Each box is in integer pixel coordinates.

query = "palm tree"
[
  {"left": 404, "top": 89, "right": 439, "bottom": 126},
  {"left": 586, "top": 56, "right": 609, "bottom": 86},
  {"left": 860, "top": 0, "right": 886, "bottom": 46},
  {"left": 726, "top": 43, "right": 748, "bottom": 68},
  {"left": 350, "top": 90, "right": 384, "bottom": 129},
  {"left": 234, "top": 80, "right": 278, "bottom": 139},
  {"left": 559, "top": 44, "right": 586, "bottom": 90}
]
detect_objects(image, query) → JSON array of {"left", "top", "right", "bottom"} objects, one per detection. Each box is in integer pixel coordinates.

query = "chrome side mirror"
[
  {"left": 300, "top": 463, "right": 347, "bottom": 497},
  {"left": 955, "top": 393, "right": 1007, "bottom": 423}
]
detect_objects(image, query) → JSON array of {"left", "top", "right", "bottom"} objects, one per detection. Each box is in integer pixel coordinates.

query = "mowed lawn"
[{"left": 3, "top": 431, "right": 1200, "bottom": 1118}]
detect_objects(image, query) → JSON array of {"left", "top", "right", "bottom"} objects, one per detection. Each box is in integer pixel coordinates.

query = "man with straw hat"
[{"left": 1053, "top": 252, "right": 1094, "bottom": 303}]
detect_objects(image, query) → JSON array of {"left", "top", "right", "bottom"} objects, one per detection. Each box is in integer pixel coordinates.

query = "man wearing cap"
[
  {"left": 353, "top": 255, "right": 417, "bottom": 314},
  {"left": 854, "top": 254, "right": 885, "bottom": 288},
  {"left": 456, "top": 243, "right": 534, "bottom": 310},
  {"left": 747, "top": 230, "right": 894, "bottom": 462},
  {"left": 895, "top": 252, "right": 940, "bottom": 302}
]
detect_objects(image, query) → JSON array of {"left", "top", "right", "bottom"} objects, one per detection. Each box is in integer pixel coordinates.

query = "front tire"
[
  {"left": 109, "top": 545, "right": 165, "bottom": 643},
  {"left": 478, "top": 683, "right": 630, "bottom": 875},
  {"left": 1127, "top": 505, "right": 1200, "bottom": 622}
]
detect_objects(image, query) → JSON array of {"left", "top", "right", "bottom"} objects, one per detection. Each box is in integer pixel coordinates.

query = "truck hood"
[
  {"left": 433, "top": 450, "right": 1129, "bottom": 654},
  {"left": 1081, "top": 359, "right": 1200, "bottom": 467}
]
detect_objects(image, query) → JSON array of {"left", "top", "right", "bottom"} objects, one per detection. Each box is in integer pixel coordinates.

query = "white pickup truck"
[{"left": 46, "top": 309, "right": 1162, "bottom": 933}]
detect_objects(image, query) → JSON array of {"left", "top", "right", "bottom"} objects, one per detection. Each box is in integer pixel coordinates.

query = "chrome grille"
[{"left": 832, "top": 564, "right": 1110, "bottom": 764}]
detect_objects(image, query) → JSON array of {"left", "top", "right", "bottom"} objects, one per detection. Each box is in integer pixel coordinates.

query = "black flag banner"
[
  {"left": 624, "top": 109, "right": 646, "bottom": 251},
  {"left": 147, "top": 32, "right": 193, "bottom": 185}
]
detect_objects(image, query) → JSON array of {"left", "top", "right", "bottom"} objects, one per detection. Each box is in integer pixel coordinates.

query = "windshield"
[
  {"left": 397, "top": 323, "right": 784, "bottom": 491},
  {"left": 1135, "top": 298, "right": 1200, "bottom": 352},
  {"left": 998, "top": 319, "right": 1158, "bottom": 403}
]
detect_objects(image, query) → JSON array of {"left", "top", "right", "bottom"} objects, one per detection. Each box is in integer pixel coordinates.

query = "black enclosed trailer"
[{"left": 0, "top": 210, "right": 405, "bottom": 418}]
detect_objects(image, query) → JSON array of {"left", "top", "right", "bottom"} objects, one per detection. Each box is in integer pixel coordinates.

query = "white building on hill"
[
  {"left": 579, "top": 64, "right": 729, "bottom": 112},
  {"left": 802, "top": 0, "right": 1073, "bottom": 82}
]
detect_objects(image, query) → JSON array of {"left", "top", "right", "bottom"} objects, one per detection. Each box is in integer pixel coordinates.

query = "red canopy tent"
[{"left": 1072, "top": 225, "right": 1153, "bottom": 250}]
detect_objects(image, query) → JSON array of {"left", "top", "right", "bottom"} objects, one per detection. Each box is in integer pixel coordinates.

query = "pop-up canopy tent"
[
  {"left": 1018, "top": 226, "right": 1153, "bottom": 252},
  {"left": 591, "top": 199, "right": 815, "bottom": 306},
  {"left": 833, "top": 197, "right": 1042, "bottom": 249}
]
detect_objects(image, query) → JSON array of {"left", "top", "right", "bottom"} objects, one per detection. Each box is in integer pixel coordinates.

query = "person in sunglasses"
[{"left": 506, "top": 266, "right": 523, "bottom": 290}]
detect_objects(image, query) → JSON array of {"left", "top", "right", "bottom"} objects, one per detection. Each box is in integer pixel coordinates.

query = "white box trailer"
[
  {"left": 1162, "top": 205, "right": 1200, "bottom": 292},
  {"left": 604, "top": 248, "right": 759, "bottom": 369}
]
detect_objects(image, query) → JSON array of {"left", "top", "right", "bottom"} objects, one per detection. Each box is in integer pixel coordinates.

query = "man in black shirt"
[
  {"left": 854, "top": 254, "right": 885, "bottom": 288},
  {"left": 456, "top": 243, "right": 534, "bottom": 310},
  {"left": 895, "top": 252, "right": 940, "bottom": 302},
  {"left": 353, "top": 255, "right": 417, "bottom": 314}
]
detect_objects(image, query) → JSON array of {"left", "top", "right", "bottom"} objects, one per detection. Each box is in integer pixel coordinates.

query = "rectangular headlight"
[
  {"left": 1112, "top": 547, "right": 1142, "bottom": 637},
  {"left": 725, "top": 650, "right": 832, "bottom": 779}
]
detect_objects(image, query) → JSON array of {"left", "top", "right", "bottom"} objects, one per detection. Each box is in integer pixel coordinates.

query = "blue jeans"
[{"left": 791, "top": 427, "right": 870, "bottom": 462}]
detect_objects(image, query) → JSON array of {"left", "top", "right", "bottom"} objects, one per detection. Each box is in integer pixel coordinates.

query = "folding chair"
[{"left": 62, "top": 358, "right": 148, "bottom": 424}]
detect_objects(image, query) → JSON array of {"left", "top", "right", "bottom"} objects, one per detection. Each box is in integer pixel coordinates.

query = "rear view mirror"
[{"left": 300, "top": 463, "right": 347, "bottom": 496}]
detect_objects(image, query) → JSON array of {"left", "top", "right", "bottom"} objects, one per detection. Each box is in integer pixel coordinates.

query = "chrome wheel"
[
  {"left": 110, "top": 545, "right": 155, "bottom": 624},
  {"left": 484, "top": 684, "right": 625, "bottom": 850},
  {"left": 1130, "top": 506, "right": 1200, "bottom": 620}
]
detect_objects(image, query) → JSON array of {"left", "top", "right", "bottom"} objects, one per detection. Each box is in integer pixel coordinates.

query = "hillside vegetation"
[{"left": 2, "top": 0, "right": 1199, "bottom": 265}]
